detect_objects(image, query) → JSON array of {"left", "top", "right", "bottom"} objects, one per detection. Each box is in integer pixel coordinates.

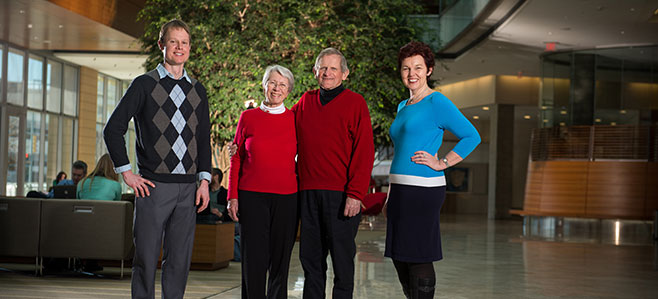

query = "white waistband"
[{"left": 389, "top": 174, "right": 446, "bottom": 187}]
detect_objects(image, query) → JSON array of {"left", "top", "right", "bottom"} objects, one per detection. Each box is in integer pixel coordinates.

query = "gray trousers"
[{"left": 131, "top": 181, "right": 197, "bottom": 299}]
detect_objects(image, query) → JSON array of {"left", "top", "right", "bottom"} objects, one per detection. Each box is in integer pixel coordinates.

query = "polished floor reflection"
[{"left": 1, "top": 214, "right": 657, "bottom": 298}]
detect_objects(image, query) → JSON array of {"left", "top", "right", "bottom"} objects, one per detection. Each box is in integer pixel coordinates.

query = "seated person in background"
[
  {"left": 197, "top": 168, "right": 229, "bottom": 224},
  {"left": 57, "top": 160, "right": 87, "bottom": 187},
  {"left": 28, "top": 161, "right": 87, "bottom": 198},
  {"left": 49, "top": 171, "right": 67, "bottom": 191},
  {"left": 77, "top": 154, "right": 122, "bottom": 201}
]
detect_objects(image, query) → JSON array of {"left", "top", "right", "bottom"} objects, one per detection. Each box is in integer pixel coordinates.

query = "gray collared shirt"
[{"left": 156, "top": 63, "right": 192, "bottom": 83}]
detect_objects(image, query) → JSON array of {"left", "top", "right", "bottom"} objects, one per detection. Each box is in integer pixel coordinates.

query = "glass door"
[{"left": 5, "top": 107, "right": 25, "bottom": 196}]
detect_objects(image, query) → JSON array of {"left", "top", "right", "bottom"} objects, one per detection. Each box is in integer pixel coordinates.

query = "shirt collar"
[{"left": 156, "top": 63, "right": 191, "bottom": 83}]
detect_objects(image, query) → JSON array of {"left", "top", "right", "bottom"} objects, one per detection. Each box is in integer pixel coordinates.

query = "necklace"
[{"left": 408, "top": 86, "right": 430, "bottom": 105}]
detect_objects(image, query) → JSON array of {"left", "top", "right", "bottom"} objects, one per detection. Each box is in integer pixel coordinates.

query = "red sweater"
[
  {"left": 292, "top": 89, "right": 375, "bottom": 201},
  {"left": 227, "top": 108, "right": 297, "bottom": 199}
]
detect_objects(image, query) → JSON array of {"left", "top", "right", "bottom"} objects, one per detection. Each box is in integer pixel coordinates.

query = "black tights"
[{"left": 392, "top": 260, "right": 436, "bottom": 299}]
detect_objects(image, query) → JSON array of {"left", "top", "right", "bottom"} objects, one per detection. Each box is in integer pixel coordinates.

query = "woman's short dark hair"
[
  {"left": 211, "top": 168, "right": 223, "bottom": 181},
  {"left": 398, "top": 41, "right": 435, "bottom": 73}
]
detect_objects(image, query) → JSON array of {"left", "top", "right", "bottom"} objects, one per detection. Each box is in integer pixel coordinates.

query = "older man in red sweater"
[{"left": 292, "top": 48, "right": 375, "bottom": 299}]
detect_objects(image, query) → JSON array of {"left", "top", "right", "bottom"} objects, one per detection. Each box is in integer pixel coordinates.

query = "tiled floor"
[{"left": 1, "top": 215, "right": 657, "bottom": 298}]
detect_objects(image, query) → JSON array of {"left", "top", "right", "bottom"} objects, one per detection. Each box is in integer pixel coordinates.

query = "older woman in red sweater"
[{"left": 227, "top": 65, "right": 298, "bottom": 299}]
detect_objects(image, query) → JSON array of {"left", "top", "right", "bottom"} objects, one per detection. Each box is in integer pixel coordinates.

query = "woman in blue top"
[
  {"left": 77, "top": 154, "right": 122, "bottom": 201},
  {"left": 385, "top": 41, "right": 481, "bottom": 299}
]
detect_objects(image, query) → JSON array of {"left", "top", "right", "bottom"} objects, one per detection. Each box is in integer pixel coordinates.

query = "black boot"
[{"left": 411, "top": 276, "right": 435, "bottom": 299}]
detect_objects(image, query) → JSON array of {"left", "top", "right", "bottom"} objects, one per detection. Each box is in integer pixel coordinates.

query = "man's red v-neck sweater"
[
  {"left": 227, "top": 108, "right": 297, "bottom": 199},
  {"left": 292, "top": 88, "right": 375, "bottom": 201}
]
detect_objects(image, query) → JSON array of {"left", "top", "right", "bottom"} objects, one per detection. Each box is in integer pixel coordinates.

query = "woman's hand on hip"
[{"left": 411, "top": 150, "right": 442, "bottom": 171}]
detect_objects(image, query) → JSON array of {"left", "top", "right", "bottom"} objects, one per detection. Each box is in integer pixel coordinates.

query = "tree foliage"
[{"left": 138, "top": 0, "right": 422, "bottom": 148}]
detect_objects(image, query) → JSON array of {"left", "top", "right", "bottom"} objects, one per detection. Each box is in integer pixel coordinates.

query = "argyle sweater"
[{"left": 104, "top": 68, "right": 211, "bottom": 183}]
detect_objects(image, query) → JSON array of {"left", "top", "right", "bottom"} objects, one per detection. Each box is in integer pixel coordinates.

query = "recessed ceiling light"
[
  {"left": 482, "top": 106, "right": 489, "bottom": 111},
  {"left": 27, "top": 24, "right": 33, "bottom": 29},
  {"left": 620, "top": 110, "right": 627, "bottom": 114},
  {"left": 19, "top": 10, "right": 25, "bottom": 14},
  {"left": 610, "top": 122, "right": 617, "bottom": 126},
  {"left": 473, "top": 116, "right": 480, "bottom": 120},
  {"left": 58, "top": 25, "right": 64, "bottom": 29},
  {"left": 560, "top": 110, "right": 567, "bottom": 115},
  {"left": 33, "top": 36, "right": 38, "bottom": 40},
  {"left": 541, "top": 106, "right": 548, "bottom": 110},
  {"left": 559, "top": 122, "right": 566, "bottom": 126},
  {"left": 543, "top": 119, "right": 549, "bottom": 123},
  {"left": 595, "top": 118, "right": 601, "bottom": 123},
  {"left": 523, "top": 115, "right": 531, "bottom": 119},
  {"left": 620, "top": 30, "right": 625, "bottom": 35}
]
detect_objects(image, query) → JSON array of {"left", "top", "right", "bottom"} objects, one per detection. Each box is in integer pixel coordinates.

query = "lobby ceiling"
[
  {"left": 437, "top": 0, "right": 658, "bottom": 85},
  {"left": 1, "top": 0, "right": 146, "bottom": 80}
]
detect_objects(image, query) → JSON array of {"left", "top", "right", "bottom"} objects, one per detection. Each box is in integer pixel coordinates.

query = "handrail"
[{"left": 530, "top": 125, "right": 656, "bottom": 161}]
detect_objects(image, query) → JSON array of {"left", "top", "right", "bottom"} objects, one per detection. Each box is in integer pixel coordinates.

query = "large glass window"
[
  {"left": 63, "top": 65, "right": 78, "bottom": 116},
  {"left": 45, "top": 114, "right": 60, "bottom": 190},
  {"left": 540, "top": 46, "right": 658, "bottom": 127},
  {"left": 0, "top": 45, "right": 4, "bottom": 97},
  {"left": 96, "top": 123, "right": 107, "bottom": 160},
  {"left": 27, "top": 55, "right": 44, "bottom": 109},
  {"left": 7, "top": 48, "right": 25, "bottom": 106},
  {"left": 97, "top": 75, "right": 105, "bottom": 122},
  {"left": 61, "top": 117, "right": 75, "bottom": 176},
  {"left": 25, "top": 111, "right": 42, "bottom": 192},
  {"left": 96, "top": 74, "right": 127, "bottom": 163},
  {"left": 7, "top": 116, "right": 20, "bottom": 196},
  {"left": 106, "top": 78, "right": 117, "bottom": 121},
  {"left": 47, "top": 60, "right": 62, "bottom": 113}
]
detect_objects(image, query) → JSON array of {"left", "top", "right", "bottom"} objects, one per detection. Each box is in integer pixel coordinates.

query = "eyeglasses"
[{"left": 267, "top": 81, "right": 288, "bottom": 90}]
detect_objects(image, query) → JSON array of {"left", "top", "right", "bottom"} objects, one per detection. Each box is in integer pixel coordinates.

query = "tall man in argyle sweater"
[{"left": 104, "top": 19, "right": 211, "bottom": 299}]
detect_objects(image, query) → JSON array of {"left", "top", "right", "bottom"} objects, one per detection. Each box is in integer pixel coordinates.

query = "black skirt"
[{"left": 384, "top": 183, "right": 446, "bottom": 263}]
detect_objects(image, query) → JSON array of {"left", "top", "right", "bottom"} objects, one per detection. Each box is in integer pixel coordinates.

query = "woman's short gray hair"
[
  {"left": 262, "top": 65, "right": 294, "bottom": 93},
  {"left": 314, "top": 47, "right": 349, "bottom": 73}
]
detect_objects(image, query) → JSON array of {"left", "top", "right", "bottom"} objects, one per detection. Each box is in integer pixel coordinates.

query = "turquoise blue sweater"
[
  {"left": 77, "top": 176, "right": 122, "bottom": 201},
  {"left": 389, "top": 91, "right": 480, "bottom": 187}
]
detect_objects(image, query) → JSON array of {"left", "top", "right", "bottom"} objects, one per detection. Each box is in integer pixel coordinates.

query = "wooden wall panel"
[
  {"left": 523, "top": 161, "right": 544, "bottom": 213},
  {"left": 521, "top": 160, "right": 655, "bottom": 219},
  {"left": 586, "top": 162, "right": 646, "bottom": 218},
  {"left": 645, "top": 162, "right": 658, "bottom": 218},
  {"left": 48, "top": 0, "right": 145, "bottom": 38},
  {"left": 539, "top": 161, "right": 589, "bottom": 215},
  {"left": 77, "top": 67, "right": 98, "bottom": 166}
]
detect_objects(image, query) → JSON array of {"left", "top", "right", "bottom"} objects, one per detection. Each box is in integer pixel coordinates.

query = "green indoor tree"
[{"left": 138, "top": 0, "right": 422, "bottom": 149}]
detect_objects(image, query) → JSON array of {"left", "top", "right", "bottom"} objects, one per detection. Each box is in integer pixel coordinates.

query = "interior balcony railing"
[
  {"left": 433, "top": 0, "right": 526, "bottom": 59},
  {"left": 530, "top": 125, "right": 657, "bottom": 162}
]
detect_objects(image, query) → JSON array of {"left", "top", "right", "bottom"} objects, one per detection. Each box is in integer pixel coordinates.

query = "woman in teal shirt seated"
[{"left": 77, "top": 154, "right": 122, "bottom": 201}]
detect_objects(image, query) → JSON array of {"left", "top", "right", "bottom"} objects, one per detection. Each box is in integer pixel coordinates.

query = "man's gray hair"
[
  {"left": 314, "top": 48, "right": 349, "bottom": 73},
  {"left": 262, "top": 65, "right": 295, "bottom": 93}
]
